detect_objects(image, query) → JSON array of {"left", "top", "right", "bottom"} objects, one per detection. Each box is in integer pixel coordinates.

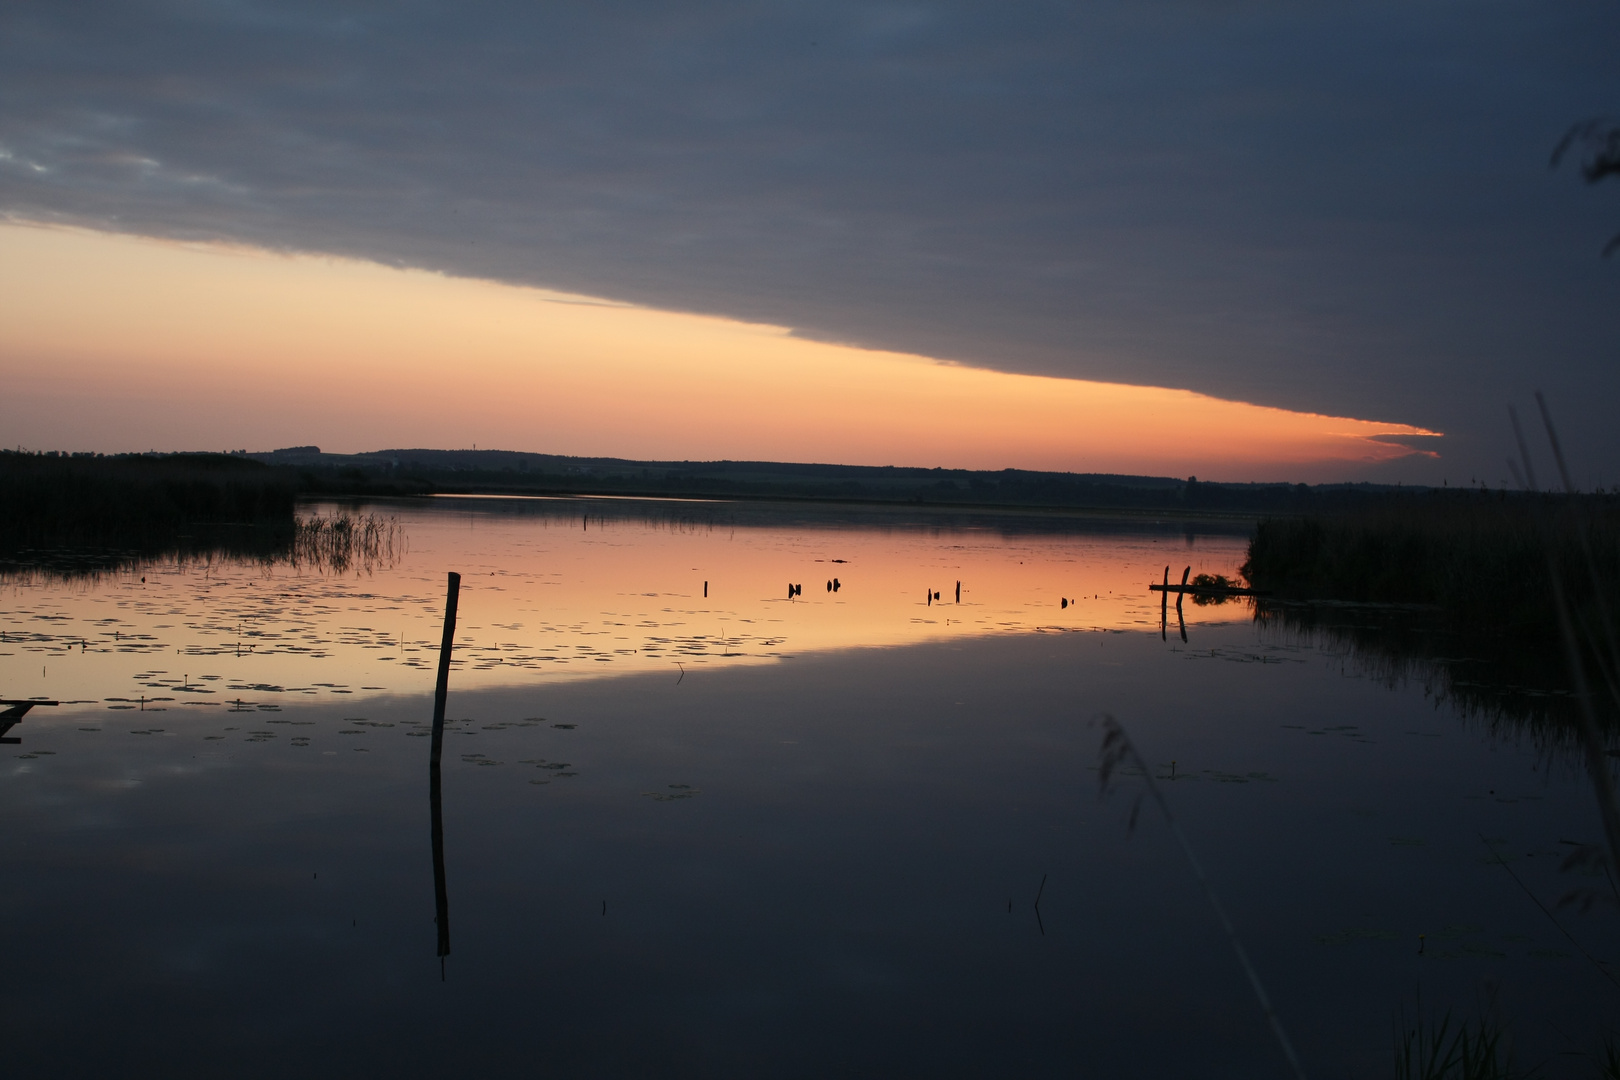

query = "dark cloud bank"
[{"left": 3, "top": 1, "right": 1618, "bottom": 482}]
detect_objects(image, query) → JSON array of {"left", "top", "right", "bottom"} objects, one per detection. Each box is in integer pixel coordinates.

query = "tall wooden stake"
[
  {"left": 1160, "top": 565, "right": 1169, "bottom": 640},
  {"left": 428, "top": 571, "right": 460, "bottom": 971},
  {"left": 429, "top": 572, "right": 461, "bottom": 768}
]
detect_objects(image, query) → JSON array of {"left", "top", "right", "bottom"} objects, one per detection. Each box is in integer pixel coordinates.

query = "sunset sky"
[{"left": 2, "top": 2, "right": 1617, "bottom": 484}]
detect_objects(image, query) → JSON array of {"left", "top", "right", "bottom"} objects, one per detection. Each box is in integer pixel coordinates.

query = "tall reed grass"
[
  {"left": 290, "top": 512, "right": 402, "bottom": 574},
  {"left": 1392, "top": 1005, "right": 1523, "bottom": 1080},
  {"left": 1242, "top": 491, "right": 1620, "bottom": 642}
]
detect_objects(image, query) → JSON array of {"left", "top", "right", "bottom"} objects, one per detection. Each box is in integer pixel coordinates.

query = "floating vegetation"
[
  {"left": 518, "top": 757, "right": 575, "bottom": 780},
  {"left": 642, "top": 784, "right": 699, "bottom": 802},
  {"left": 1314, "top": 927, "right": 1400, "bottom": 946},
  {"left": 1206, "top": 770, "right": 1278, "bottom": 784}
]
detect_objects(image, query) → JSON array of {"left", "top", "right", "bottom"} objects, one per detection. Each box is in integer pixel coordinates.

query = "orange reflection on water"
[{"left": 0, "top": 500, "right": 1251, "bottom": 710}]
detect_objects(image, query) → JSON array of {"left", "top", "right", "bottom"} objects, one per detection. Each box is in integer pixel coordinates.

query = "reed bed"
[
  {"left": 1243, "top": 488, "right": 1620, "bottom": 754},
  {"left": 290, "top": 512, "right": 402, "bottom": 574},
  {"left": 1243, "top": 490, "right": 1620, "bottom": 642}
]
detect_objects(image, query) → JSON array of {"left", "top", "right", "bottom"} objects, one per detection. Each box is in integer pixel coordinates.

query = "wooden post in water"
[
  {"left": 429, "top": 572, "right": 461, "bottom": 769},
  {"left": 1177, "top": 567, "right": 1190, "bottom": 643},
  {"left": 1160, "top": 566, "right": 1169, "bottom": 640},
  {"left": 427, "top": 571, "right": 460, "bottom": 971}
]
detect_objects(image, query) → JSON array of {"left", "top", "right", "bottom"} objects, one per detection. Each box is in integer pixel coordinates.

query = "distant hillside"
[{"left": 246, "top": 445, "right": 1414, "bottom": 515}]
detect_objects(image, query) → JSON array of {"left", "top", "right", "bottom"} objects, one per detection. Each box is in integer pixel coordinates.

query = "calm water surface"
[{"left": 1, "top": 498, "right": 1614, "bottom": 1078}]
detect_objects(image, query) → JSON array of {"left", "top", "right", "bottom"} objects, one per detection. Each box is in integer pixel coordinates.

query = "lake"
[{"left": 1, "top": 496, "right": 1614, "bottom": 1078}]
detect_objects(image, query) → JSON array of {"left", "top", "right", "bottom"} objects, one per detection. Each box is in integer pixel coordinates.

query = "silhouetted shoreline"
[{"left": 248, "top": 444, "right": 1431, "bottom": 516}]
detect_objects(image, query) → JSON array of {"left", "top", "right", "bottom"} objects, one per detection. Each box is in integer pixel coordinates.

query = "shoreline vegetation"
[
  {"left": 1243, "top": 489, "right": 1620, "bottom": 747},
  {"left": 0, "top": 451, "right": 398, "bottom": 578},
  {"left": 1242, "top": 489, "right": 1620, "bottom": 639}
]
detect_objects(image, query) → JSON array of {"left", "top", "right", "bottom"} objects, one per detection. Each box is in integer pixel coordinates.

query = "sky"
[{"left": 2, "top": 1, "right": 1617, "bottom": 485}]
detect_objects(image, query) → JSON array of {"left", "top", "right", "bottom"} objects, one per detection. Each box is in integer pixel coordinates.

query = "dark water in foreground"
[{"left": 1, "top": 499, "right": 1615, "bottom": 1078}]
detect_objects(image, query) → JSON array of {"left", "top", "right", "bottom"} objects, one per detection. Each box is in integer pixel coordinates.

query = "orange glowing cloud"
[{"left": 0, "top": 223, "right": 1438, "bottom": 479}]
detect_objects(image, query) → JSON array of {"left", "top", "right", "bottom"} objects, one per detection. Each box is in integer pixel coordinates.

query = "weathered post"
[
  {"left": 1160, "top": 566, "right": 1169, "bottom": 640},
  {"left": 429, "top": 572, "right": 461, "bottom": 769},
  {"left": 428, "top": 571, "right": 460, "bottom": 973}
]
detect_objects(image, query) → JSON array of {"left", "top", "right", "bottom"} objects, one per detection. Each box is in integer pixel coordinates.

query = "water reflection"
[
  {"left": 0, "top": 698, "right": 55, "bottom": 744},
  {"left": 6, "top": 625, "right": 1614, "bottom": 1076},
  {"left": 0, "top": 497, "right": 1251, "bottom": 711},
  {"left": 0, "top": 511, "right": 402, "bottom": 584},
  {"left": 1254, "top": 600, "right": 1597, "bottom": 756},
  {"left": 430, "top": 760, "right": 450, "bottom": 973},
  {"left": 4, "top": 502, "right": 1620, "bottom": 1076}
]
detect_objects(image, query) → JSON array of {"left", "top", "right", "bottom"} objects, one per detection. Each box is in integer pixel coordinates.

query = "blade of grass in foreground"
[{"left": 1097, "top": 714, "right": 1307, "bottom": 1080}]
